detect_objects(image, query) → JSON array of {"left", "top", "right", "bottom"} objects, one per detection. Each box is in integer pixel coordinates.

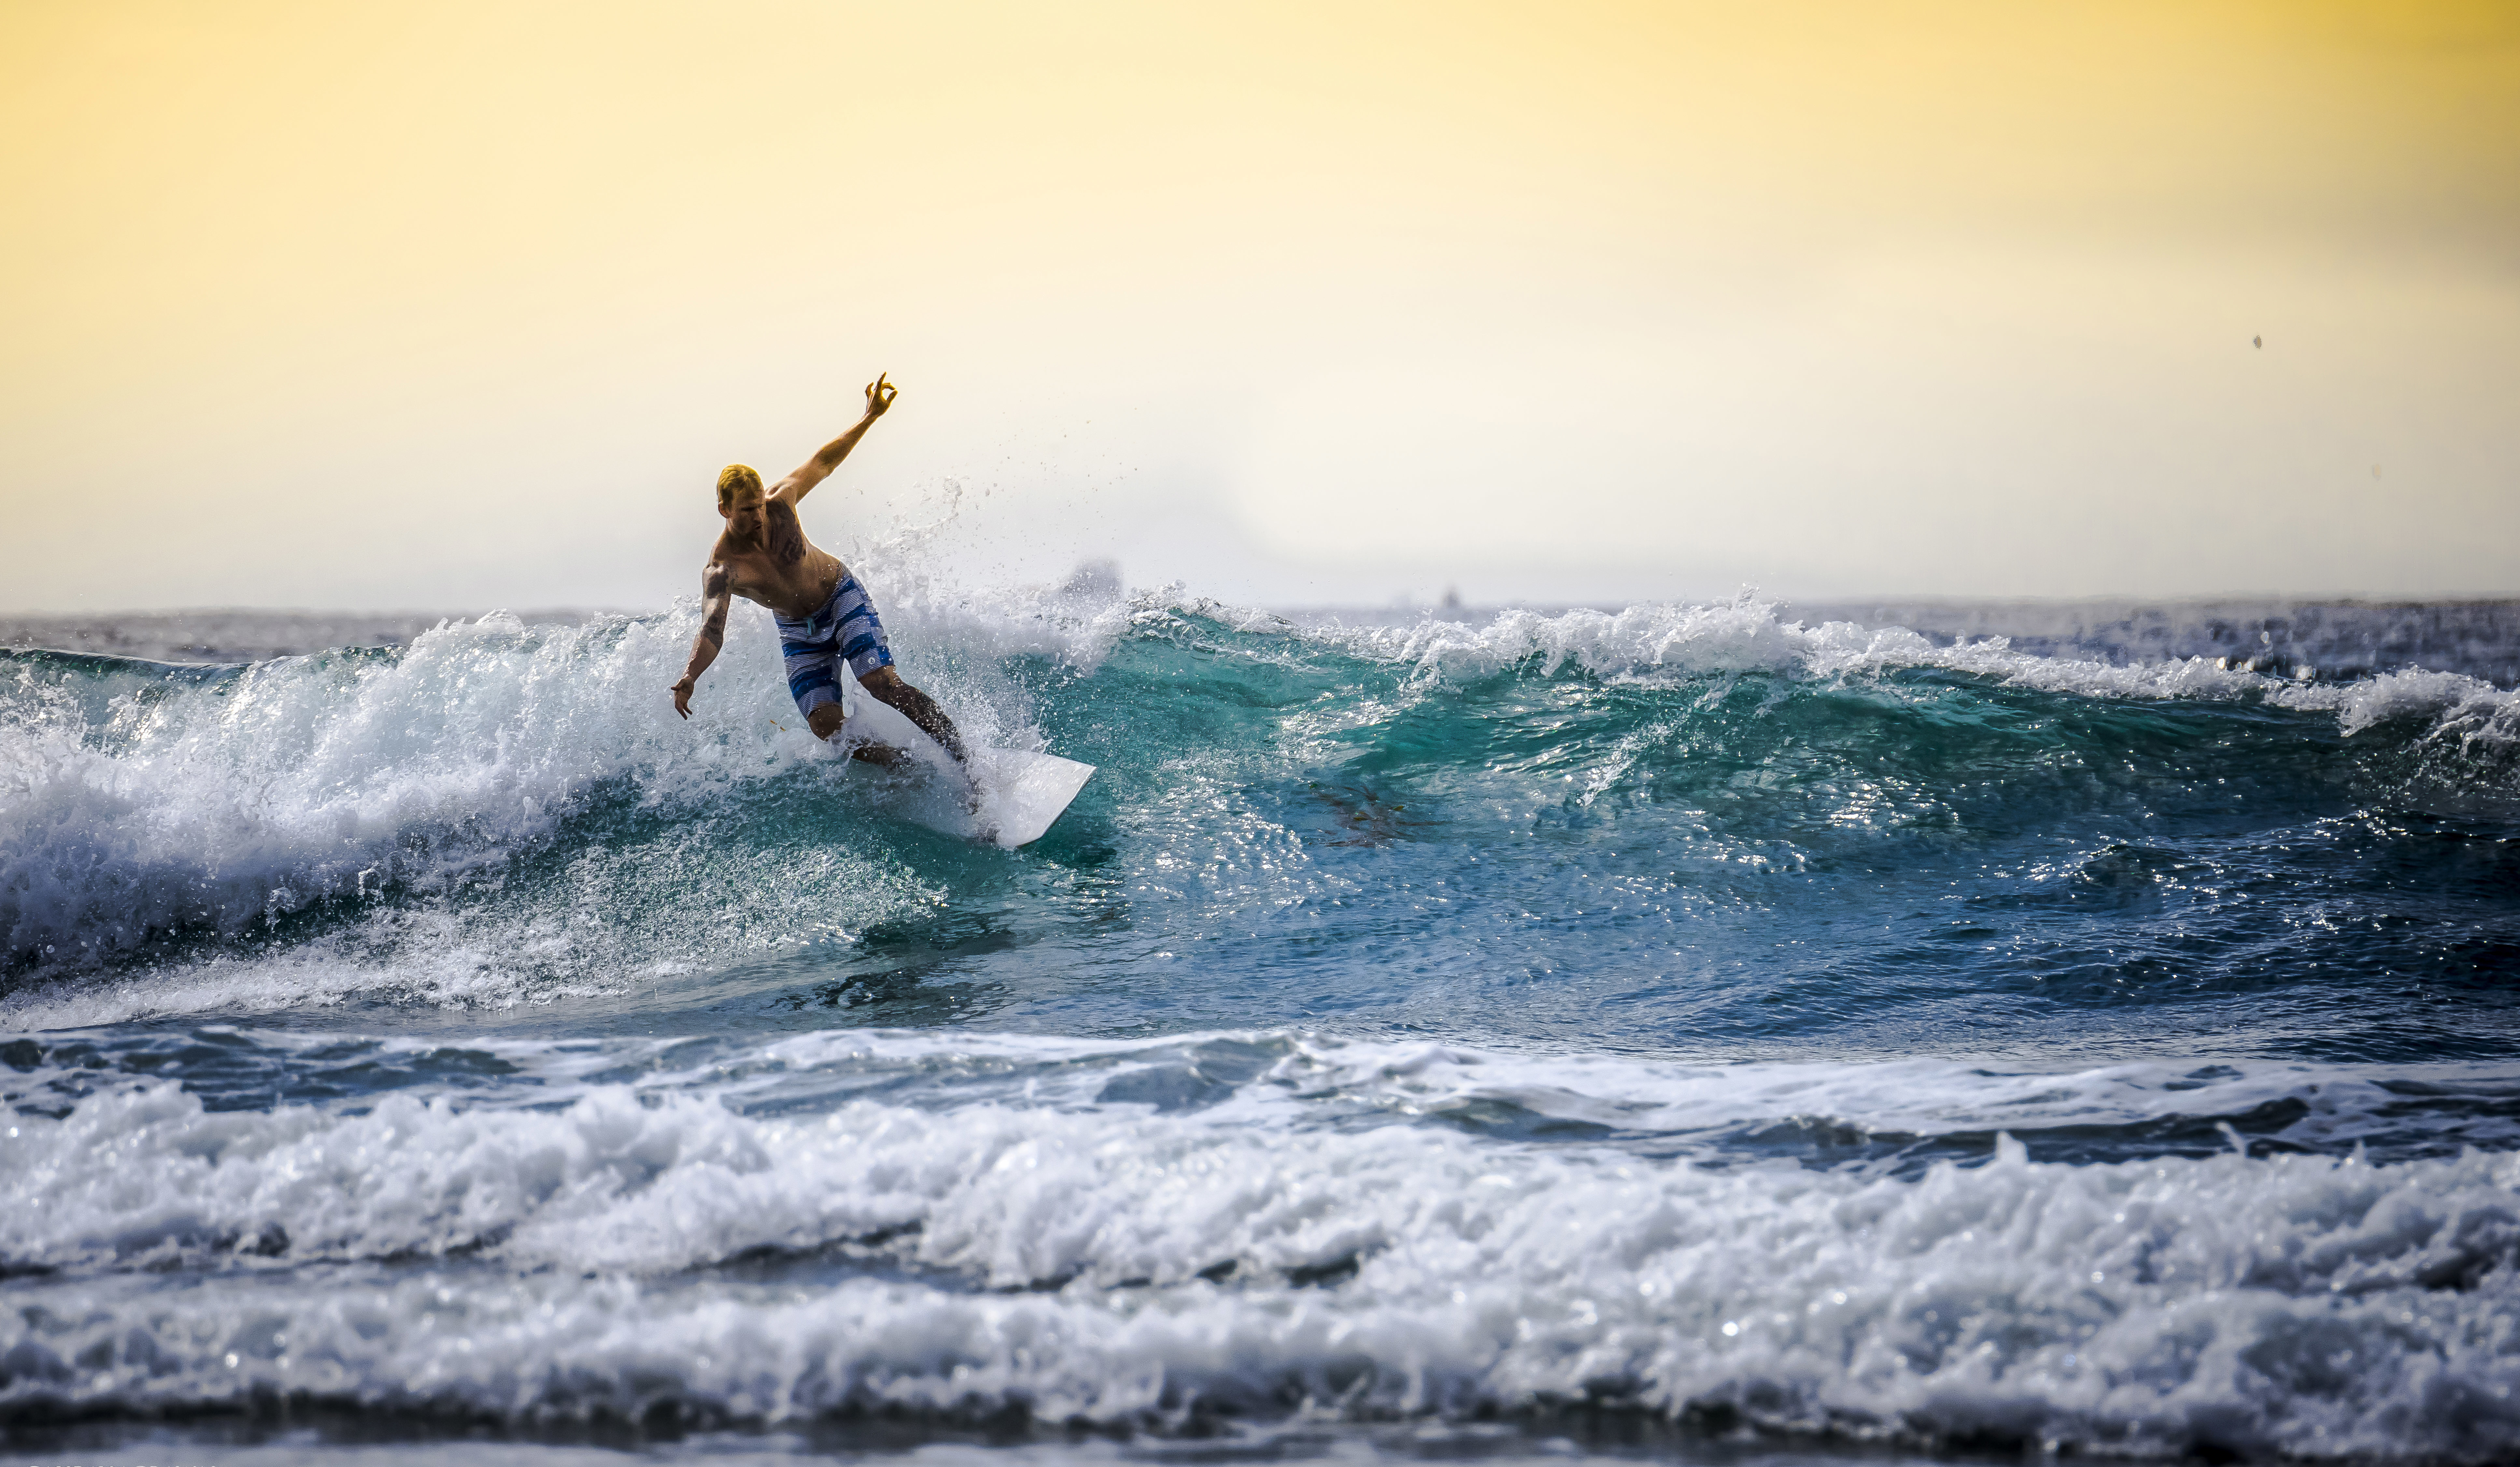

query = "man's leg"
[
  {"left": 829, "top": 575, "right": 968, "bottom": 765},
  {"left": 805, "top": 701, "right": 908, "bottom": 766},
  {"left": 786, "top": 634, "right": 905, "bottom": 766},
  {"left": 858, "top": 666, "right": 969, "bottom": 762}
]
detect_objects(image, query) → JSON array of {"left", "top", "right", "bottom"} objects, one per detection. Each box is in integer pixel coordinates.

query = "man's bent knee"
[{"left": 807, "top": 703, "right": 847, "bottom": 741}]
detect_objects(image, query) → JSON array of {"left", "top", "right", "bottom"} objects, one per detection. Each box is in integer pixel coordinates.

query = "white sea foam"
[
  {"left": 0, "top": 610, "right": 956, "bottom": 983},
  {"left": 0, "top": 840, "right": 940, "bottom": 1030},
  {"left": 3, "top": 1048, "right": 2516, "bottom": 1459}
]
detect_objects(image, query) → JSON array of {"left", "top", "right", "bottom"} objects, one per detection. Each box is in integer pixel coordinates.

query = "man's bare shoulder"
[{"left": 702, "top": 536, "right": 758, "bottom": 595}]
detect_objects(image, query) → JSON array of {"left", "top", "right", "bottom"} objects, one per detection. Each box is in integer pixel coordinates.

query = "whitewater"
[{"left": 4, "top": 577, "right": 2518, "bottom": 1464}]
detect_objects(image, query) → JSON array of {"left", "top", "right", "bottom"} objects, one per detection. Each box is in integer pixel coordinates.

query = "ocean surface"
[{"left": 5, "top": 578, "right": 2519, "bottom": 1465}]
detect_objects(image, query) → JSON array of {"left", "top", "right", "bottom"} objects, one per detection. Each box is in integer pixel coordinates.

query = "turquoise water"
[{"left": 5, "top": 589, "right": 2518, "bottom": 1463}]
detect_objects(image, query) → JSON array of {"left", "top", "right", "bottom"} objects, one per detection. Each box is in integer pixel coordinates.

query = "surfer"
[{"left": 668, "top": 374, "right": 968, "bottom": 766}]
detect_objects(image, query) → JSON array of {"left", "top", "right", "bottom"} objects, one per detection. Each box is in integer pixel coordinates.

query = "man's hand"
[
  {"left": 864, "top": 372, "right": 897, "bottom": 418},
  {"left": 671, "top": 676, "right": 697, "bottom": 720}
]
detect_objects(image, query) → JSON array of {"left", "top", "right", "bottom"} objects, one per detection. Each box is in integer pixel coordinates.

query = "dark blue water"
[{"left": 5, "top": 592, "right": 2518, "bottom": 1464}]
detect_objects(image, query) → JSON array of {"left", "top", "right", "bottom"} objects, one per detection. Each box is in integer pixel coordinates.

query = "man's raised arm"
[
  {"left": 773, "top": 373, "right": 898, "bottom": 506},
  {"left": 670, "top": 562, "right": 734, "bottom": 719}
]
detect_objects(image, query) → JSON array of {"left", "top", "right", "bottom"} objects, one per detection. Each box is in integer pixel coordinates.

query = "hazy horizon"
[{"left": 6, "top": 0, "right": 2516, "bottom": 613}]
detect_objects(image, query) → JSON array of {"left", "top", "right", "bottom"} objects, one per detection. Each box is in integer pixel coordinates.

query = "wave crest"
[{"left": 5, "top": 1062, "right": 2517, "bottom": 1459}]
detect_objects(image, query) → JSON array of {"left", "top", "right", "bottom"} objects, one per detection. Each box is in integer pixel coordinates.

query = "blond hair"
[{"left": 715, "top": 464, "right": 764, "bottom": 511}]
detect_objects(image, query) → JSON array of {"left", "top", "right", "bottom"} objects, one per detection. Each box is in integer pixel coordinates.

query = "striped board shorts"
[{"left": 773, "top": 573, "right": 895, "bottom": 719}]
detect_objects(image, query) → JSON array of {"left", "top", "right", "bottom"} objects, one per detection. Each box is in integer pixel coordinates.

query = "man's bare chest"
[{"left": 722, "top": 549, "right": 840, "bottom": 619}]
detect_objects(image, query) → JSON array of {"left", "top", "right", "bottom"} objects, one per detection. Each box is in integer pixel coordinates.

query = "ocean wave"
[
  {"left": 5, "top": 594, "right": 2516, "bottom": 990},
  {"left": 1303, "top": 592, "right": 2520, "bottom": 725},
  {"left": 0, "top": 611, "right": 935, "bottom": 973},
  {"left": 4, "top": 1048, "right": 2516, "bottom": 1459},
  {"left": 19, "top": 1027, "right": 2513, "bottom": 1168},
  {"left": 1088, "top": 590, "right": 2520, "bottom": 779}
]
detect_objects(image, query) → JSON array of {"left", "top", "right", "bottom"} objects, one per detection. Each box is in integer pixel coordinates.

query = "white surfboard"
[{"left": 835, "top": 681, "right": 1094, "bottom": 848}]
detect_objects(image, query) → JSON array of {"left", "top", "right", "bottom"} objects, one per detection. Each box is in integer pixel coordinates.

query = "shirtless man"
[{"left": 669, "top": 374, "right": 967, "bottom": 764}]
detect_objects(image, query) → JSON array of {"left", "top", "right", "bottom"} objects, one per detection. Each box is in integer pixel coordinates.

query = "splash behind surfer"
[{"left": 669, "top": 375, "right": 967, "bottom": 764}]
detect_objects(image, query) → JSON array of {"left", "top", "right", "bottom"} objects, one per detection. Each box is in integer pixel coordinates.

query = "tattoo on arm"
[
  {"left": 765, "top": 502, "right": 806, "bottom": 566},
  {"left": 675, "top": 562, "right": 738, "bottom": 716},
  {"left": 682, "top": 564, "right": 733, "bottom": 688},
  {"left": 699, "top": 566, "right": 732, "bottom": 643}
]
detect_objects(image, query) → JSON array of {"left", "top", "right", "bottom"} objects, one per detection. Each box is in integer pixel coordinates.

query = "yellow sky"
[{"left": 3, "top": 0, "right": 2515, "bottom": 609}]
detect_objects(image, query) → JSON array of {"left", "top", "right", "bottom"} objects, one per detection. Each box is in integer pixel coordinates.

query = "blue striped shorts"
[{"left": 773, "top": 573, "right": 895, "bottom": 718}]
